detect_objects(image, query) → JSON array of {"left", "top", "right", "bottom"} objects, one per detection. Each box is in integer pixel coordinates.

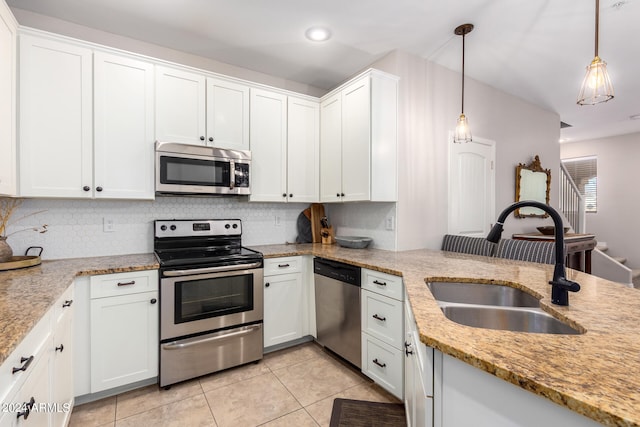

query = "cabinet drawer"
[
  {"left": 90, "top": 270, "right": 158, "bottom": 299},
  {"left": 264, "top": 256, "right": 302, "bottom": 275},
  {"left": 0, "top": 309, "right": 51, "bottom": 405},
  {"left": 362, "top": 269, "right": 403, "bottom": 301},
  {"left": 4, "top": 348, "right": 51, "bottom": 427},
  {"left": 362, "top": 290, "right": 403, "bottom": 349},
  {"left": 361, "top": 334, "right": 403, "bottom": 399}
]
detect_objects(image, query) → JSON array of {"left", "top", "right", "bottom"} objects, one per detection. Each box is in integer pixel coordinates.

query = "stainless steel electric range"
[{"left": 154, "top": 219, "right": 264, "bottom": 387}]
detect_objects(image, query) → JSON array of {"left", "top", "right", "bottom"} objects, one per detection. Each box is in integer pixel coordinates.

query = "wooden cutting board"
[{"left": 310, "top": 203, "right": 325, "bottom": 243}]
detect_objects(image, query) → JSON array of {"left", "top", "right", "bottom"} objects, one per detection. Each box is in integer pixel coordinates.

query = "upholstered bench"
[
  {"left": 442, "top": 234, "right": 558, "bottom": 265},
  {"left": 441, "top": 234, "right": 496, "bottom": 257}
]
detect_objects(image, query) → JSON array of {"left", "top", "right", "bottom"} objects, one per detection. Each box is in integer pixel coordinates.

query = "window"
[{"left": 561, "top": 156, "right": 597, "bottom": 213}]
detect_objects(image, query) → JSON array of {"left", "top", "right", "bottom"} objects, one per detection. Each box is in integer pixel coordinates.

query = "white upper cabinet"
[
  {"left": 249, "top": 89, "right": 319, "bottom": 203},
  {"left": 0, "top": 1, "right": 16, "bottom": 196},
  {"left": 206, "top": 78, "right": 250, "bottom": 150},
  {"left": 19, "top": 34, "right": 93, "bottom": 198},
  {"left": 320, "top": 70, "right": 398, "bottom": 203},
  {"left": 155, "top": 65, "right": 249, "bottom": 150},
  {"left": 94, "top": 52, "right": 155, "bottom": 199}
]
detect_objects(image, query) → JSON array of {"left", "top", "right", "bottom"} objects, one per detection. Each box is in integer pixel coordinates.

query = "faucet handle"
[{"left": 549, "top": 277, "right": 581, "bottom": 293}]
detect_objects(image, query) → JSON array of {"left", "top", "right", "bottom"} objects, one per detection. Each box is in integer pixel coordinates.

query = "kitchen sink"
[
  {"left": 427, "top": 281, "right": 540, "bottom": 307},
  {"left": 439, "top": 305, "right": 583, "bottom": 335}
]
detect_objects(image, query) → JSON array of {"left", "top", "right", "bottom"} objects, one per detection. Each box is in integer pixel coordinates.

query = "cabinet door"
[
  {"left": 94, "top": 52, "right": 155, "bottom": 199},
  {"left": 287, "top": 97, "right": 319, "bottom": 203},
  {"left": 155, "top": 66, "right": 206, "bottom": 145},
  {"left": 249, "top": 88, "right": 287, "bottom": 202},
  {"left": 90, "top": 291, "right": 158, "bottom": 393},
  {"left": 19, "top": 35, "right": 93, "bottom": 198},
  {"left": 51, "top": 307, "right": 73, "bottom": 427},
  {"left": 263, "top": 273, "right": 302, "bottom": 348},
  {"left": 0, "top": 2, "right": 16, "bottom": 196},
  {"left": 404, "top": 302, "right": 416, "bottom": 427},
  {"left": 341, "top": 75, "right": 371, "bottom": 202},
  {"left": 206, "top": 78, "right": 249, "bottom": 150},
  {"left": 319, "top": 93, "right": 342, "bottom": 202}
]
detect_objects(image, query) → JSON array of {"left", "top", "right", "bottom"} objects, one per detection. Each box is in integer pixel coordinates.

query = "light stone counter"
[
  {"left": 2, "top": 244, "right": 639, "bottom": 426},
  {"left": 0, "top": 254, "right": 159, "bottom": 367},
  {"left": 253, "top": 243, "right": 640, "bottom": 427}
]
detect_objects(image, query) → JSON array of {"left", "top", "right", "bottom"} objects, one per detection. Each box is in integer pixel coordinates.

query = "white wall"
[
  {"left": 369, "top": 51, "right": 561, "bottom": 250},
  {"left": 560, "top": 132, "right": 640, "bottom": 268}
]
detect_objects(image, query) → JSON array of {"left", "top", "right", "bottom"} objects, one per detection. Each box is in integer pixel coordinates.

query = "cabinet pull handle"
[
  {"left": 12, "top": 355, "right": 34, "bottom": 374},
  {"left": 278, "top": 264, "right": 290, "bottom": 268},
  {"left": 372, "top": 314, "right": 386, "bottom": 322},
  {"left": 150, "top": 298, "right": 157, "bottom": 304},
  {"left": 16, "top": 397, "right": 35, "bottom": 420},
  {"left": 117, "top": 280, "right": 136, "bottom": 286},
  {"left": 62, "top": 299, "right": 73, "bottom": 308},
  {"left": 265, "top": 282, "right": 270, "bottom": 287},
  {"left": 373, "top": 280, "right": 387, "bottom": 287},
  {"left": 55, "top": 344, "right": 64, "bottom": 352},
  {"left": 372, "top": 358, "right": 386, "bottom": 368},
  {"left": 404, "top": 341, "right": 414, "bottom": 357}
]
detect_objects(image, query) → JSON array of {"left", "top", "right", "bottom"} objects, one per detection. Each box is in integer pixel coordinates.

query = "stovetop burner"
[{"left": 153, "top": 219, "right": 262, "bottom": 269}]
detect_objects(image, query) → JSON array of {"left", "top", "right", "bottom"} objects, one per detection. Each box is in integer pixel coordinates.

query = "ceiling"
[{"left": 7, "top": 0, "right": 640, "bottom": 143}]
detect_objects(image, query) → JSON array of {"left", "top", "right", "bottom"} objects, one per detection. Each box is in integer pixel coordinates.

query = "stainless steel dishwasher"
[{"left": 314, "top": 257, "right": 361, "bottom": 368}]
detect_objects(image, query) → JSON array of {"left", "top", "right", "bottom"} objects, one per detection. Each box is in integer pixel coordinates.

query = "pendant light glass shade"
[
  {"left": 453, "top": 23, "right": 473, "bottom": 143},
  {"left": 454, "top": 114, "right": 472, "bottom": 143},
  {"left": 577, "top": 0, "right": 614, "bottom": 105},
  {"left": 577, "top": 56, "right": 614, "bottom": 105}
]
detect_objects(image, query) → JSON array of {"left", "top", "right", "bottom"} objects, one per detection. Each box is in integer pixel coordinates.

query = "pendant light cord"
[
  {"left": 594, "top": 0, "right": 599, "bottom": 57},
  {"left": 461, "top": 32, "right": 465, "bottom": 114}
]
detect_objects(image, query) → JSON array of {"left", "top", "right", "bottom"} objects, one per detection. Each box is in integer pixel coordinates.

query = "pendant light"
[
  {"left": 453, "top": 23, "right": 474, "bottom": 143},
  {"left": 577, "top": 0, "right": 614, "bottom": 105}
]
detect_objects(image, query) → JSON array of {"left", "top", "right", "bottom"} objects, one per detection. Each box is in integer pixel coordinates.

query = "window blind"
[{"left": 561, "top": 156, "right": 597, "bottom": 212}]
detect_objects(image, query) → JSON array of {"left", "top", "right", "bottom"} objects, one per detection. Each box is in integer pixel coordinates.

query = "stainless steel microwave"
[{"left": 155, "top": 141, "right": 251, "bottom": 196}]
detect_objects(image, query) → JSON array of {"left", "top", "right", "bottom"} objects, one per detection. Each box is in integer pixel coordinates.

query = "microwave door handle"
[{"left": 229, "top": 160, "right": 235, "bottom": 189}]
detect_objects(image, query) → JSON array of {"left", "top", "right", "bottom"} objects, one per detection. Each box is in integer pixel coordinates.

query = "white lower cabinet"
[
  {"left": 263, "top": 257, "right": 304, "bottom": 348},
  {"left": 88, "top": 270, "right": 159, "bottom": 393},
  {"left": 360, "top": 269, "right": 403, "bottom": 400}
]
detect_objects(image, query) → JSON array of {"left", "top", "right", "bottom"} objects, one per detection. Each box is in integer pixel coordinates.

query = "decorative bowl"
[
  {"left": 537, "top": 226, "right": 570, "bottom": 235},
  {"left": 335, "top": 236, "right": 372, "bottom": 249}
]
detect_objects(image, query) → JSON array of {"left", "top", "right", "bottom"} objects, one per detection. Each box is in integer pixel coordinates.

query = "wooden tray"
[{"left": 0, "top": 256, "right": 42, "bottom": 271}]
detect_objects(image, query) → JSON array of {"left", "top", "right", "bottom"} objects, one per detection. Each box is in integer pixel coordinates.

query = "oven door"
[{"left": 160, "top": 264, "right": 263, "bottom": 340}]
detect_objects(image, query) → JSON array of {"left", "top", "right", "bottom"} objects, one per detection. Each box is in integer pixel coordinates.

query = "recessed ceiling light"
[
  {"left": 630, "top": 114, "right": 640, "bottom": 120},
  {"left": 305, "top": 27, "right": 331, "bottom": 42}
]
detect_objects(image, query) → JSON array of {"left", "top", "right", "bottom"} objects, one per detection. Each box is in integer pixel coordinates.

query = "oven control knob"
[
  {"left": 225, "top": 224, "right": 231, "bottom": 229},
  {"left": 232, "top": 224, "right": 238, "bottom": 229},
  {"left": 170, "top": 225, "right": 177, "bottom": 231},
  {"left": 160, "top": 225, "right": 167, "bottom": 231}
]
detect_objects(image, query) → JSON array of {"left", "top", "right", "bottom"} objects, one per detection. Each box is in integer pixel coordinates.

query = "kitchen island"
[{"left": 1, "top": 245, "right": 639, "bottom": 426}]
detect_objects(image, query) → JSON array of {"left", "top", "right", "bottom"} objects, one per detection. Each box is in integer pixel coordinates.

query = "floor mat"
[{"left": 329, "top": 398, "right": 406, "bottom": 427}]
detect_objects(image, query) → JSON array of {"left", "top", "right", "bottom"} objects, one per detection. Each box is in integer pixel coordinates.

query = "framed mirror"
[{"left": 514, "top": 155, "right": 551, "bottom": 218}]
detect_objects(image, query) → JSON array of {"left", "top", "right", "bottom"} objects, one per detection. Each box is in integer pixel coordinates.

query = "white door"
[
  {"left": 19, "top": 35, "right": 93, "bottom": 198},
  {"left": 0, "top": 3, "right": 16, "bottom": 196},
  {"left": 155, "top": 66, "right": 206, "bottom": 145},
  {"left": 94, "top": 52, "right": 155, "bottom": 199},
  {"left": 287, "top": 96, "right": 319, "bottom": 203},
  {"left": 341, "top": 76, "right": 371, "bottom": 201},
  {"left": 319, "top": 93, "right": 342, "bottom": 202},
  {"left": 206, "top": 77, "right": 249, "bottom": 150},
  {"left": 248, "top": 88, "right": 287, "bottom": 202},
  {"left": 448, "top": 136, "right": 496, "bottom": 237}
]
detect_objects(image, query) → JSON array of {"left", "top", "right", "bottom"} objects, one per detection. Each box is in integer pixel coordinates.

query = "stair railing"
[{"left": 559, "top": 163, "right": 586, "bottom": 233}]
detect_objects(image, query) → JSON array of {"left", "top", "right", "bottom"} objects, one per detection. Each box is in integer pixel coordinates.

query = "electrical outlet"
[
  {"left": 274, "top": 216, "right": 281, "bottom": 227},
  {"left": 103, "top": 217, "right": 115, "bottom": 232},
  {"left": 385, "top": 216, "right": 395, "bottom": 231}
]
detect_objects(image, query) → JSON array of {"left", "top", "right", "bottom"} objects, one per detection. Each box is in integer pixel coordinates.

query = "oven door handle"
[
  {"left": 162, "top": 262, "right": 262, "bottom": 277},
  {"left": 161, "top": 324, "right": 262, "bottom": 350}
]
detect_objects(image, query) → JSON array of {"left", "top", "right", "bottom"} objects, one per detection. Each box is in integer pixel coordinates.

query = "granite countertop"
[
  {"left": 2, "top": 244, "right": 639, "bottom": 426},
  {"left": 0, "top": 254, "right": 159, "bottom": 367},
  {"left": 252, "top": 243, "right": 640, "bottom": 427}
]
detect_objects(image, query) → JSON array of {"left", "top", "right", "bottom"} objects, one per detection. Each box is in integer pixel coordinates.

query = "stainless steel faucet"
[{"left": 487, "top": 200, "right": 580, "bottom": 306}]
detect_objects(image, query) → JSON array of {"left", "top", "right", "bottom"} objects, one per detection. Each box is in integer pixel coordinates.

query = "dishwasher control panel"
[{"left": 313, "top": 258, "right": 361, "bottom": 286}]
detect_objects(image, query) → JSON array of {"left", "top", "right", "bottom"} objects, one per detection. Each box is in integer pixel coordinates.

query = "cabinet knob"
[
  {"left": 341, "top": 193, "right": 345, "bottom": 197},
  {"left": 208, "top": 137, "right": 214, "bottom": 142},
  {"left": 96, "top": 186, "right": 103, "bottom": 192},
  {"left": 289, "top": 194, "right": 293, "bottom": 198},
  {"left": 83, "top": 186, "right": 90, "bottom": 191},
  {"left": 55, "top": 344, "right": 64, "bottom": 352},
  {"left": 265, "top": 282, "right": 270, "bottom": 288},
  {"left": 336, "top": 193, "right": 340, "bottom": 197},
  {"left": 150, "top": 298, "right": 157, "bottom": 304},
  {"left": 282, "top": 193, "right": 287, "bottom": 198},
  {"left": 200, "top": 136, "right": 205, "bottom": 141}
]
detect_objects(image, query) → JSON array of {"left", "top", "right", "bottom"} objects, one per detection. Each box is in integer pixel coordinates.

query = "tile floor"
[{"left": 69, "top": 342, "right": 401, "bottom": 427}]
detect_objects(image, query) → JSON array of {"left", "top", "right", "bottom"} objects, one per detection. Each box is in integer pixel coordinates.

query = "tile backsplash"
[{"left": 6, "top": 197, "right": 396, "bottom": 259}]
